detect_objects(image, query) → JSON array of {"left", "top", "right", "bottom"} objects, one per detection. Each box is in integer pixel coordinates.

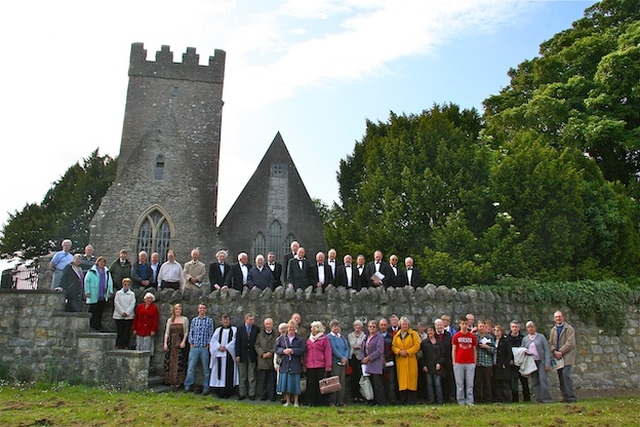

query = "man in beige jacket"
[
  {"left": 184, "top": 248, "right": 206, "bottom": 291},
  {"left": 549, "top": 311, "right": 577, "bottom": 403}
]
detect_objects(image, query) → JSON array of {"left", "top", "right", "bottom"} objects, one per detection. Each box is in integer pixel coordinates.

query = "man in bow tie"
[
  {"left": 266, "top": 252, "right": 282, "bottom": 288},
  {"left": 310, "top": 251, "right": 333, "bottom": 290},
  {"left": 400, "top": 257, "right": 423, "bottom": 288},
  {"left": 209, "top": 250, "right": 230, "bottom": 290}
]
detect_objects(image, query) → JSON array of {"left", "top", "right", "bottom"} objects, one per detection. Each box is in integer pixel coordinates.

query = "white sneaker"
[
  {"left": 294, "top": 403, "right": 299, "bottom": 407},
  {"left": 283, "top": 402, "right": 290, "bottom": 407}
]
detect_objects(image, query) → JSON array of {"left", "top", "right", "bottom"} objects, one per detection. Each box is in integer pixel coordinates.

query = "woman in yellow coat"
[{"left": 392, "top": 316, "right": 421, "bottom": 404}]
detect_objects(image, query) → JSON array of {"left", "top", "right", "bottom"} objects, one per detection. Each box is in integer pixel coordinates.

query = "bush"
[{"left": 493, "top": 278, "right": 630, "bottom": 335}]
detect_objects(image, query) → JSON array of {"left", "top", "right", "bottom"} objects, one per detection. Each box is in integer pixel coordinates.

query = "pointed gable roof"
[{"left": 218, "top": 132, "right": 326, "bottom": 260}]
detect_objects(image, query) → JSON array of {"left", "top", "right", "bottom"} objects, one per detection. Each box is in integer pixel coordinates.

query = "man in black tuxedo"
[
  {"left": 266, "top": 252, "right": 282, "bottom": 288},
  {"left": 364, "top": 250, "right": 393, "bottom": 288},
  {"left": 336, "top": 254, "right": 359, "bottom": 291},
  {"left": 355, "top": 254, "right": 367, "bottom": 290},
  {"left": 282, "top": 240, "right": 300, "bottom": 284},
  {"left": 236, "top": 313, "right": 260, "bottom": 400},
  {"left": 286, "top": 247, "right": 310, "bottom": 290},
  {"left": 326, "top": 248, "right": 340, "bottom": 285},
  {"left": 224, "top": 252, "right": 252, "bottom": 291},
  {"left": 209, "top": 250, "right": 231, "bottom": 290},
  {"left": 399, "top": 257, "right": 422, "bottom": 288},
  {"left": 388, "top": 254, "right": 401, "bottom": 287},
  {"left": 310, "top": 251, "right": 333, "bottom": 290}
]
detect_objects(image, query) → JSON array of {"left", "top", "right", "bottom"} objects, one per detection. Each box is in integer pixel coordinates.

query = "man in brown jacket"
[
  {"left": 255, "top": 317, "right": 277, "bottom": 401},
  {"left": 549, "top": 311, "right": 577, "bottom": 403}
]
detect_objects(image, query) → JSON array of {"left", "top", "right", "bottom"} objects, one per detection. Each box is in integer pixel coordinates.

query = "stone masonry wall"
[{"left": 0, "top": 286, "right": 638, "bottom": 391}]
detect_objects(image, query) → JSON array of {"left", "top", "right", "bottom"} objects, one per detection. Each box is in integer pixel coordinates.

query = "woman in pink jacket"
[{"left": 304, "top": 321, "right": 332, "bottom": 406}]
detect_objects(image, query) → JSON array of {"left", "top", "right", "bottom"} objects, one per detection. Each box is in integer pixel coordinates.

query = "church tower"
[{"left": 90, "top": 43, "right": 226, "bottom": 264}]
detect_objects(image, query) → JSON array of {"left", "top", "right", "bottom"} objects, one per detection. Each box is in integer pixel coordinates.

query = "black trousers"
[
  {"left": 259, "top": 369, "right": 276, "bottom": 400},
  {"left": 115, "top": 319, "right": 133, "bottom": 348},
  {"left": 306, "top": 368, "right": 328, "bottom": 406},
  {"left": 370, "top": 374, "right": 387, "bottom": 406},
  {"left": 88, "top": 300, "right": 106, "bottom": 331}
]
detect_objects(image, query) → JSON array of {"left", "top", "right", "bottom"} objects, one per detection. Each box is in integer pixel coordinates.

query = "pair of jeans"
[
  {"left": 425, "top": 372, "right": 443, "bottom": 404},
  {"left": 184, "top": 347, "right": 210, "bottom": 391}
]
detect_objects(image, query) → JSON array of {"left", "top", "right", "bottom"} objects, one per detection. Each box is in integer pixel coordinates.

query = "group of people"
[
  {"left": 156, "top": 307, "right": 576, "bottom": 407},
  {"left": 49, "top": 240, "right": 577, "bottom": 406}
]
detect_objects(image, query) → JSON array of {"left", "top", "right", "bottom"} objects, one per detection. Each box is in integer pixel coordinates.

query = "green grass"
[{"left": 0, "top": 383, "right": 638, "bottom": 427}]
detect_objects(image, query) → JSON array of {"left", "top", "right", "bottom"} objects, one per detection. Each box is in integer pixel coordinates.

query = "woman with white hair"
[
  {"left": 132, "top": 292, "right": 159, "bottom": 353},
  {"left": 521, "top": 321, "right": 553, "bottom": 403},
  {"left": 392, "top": 316, "right": 421, "bottom": 404},
  {"left": 347, "top": 319, "right": 366, "bottom": 402},
  {"left": 304, "top": 320, "right": 332, "bottom": 406}
]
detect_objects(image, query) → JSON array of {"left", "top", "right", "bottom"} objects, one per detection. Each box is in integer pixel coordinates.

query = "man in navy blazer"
[
  {"left": 236, "top": 313, "right": 261, "bottom": 400},
  {"left": 224, "top": 252, "right": 252, "bottom": 291},
  {"left": 247, "top": 255, "right": 275, "bottom": 291}
]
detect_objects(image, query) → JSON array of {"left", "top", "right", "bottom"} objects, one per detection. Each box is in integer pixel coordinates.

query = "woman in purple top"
[{"left": 362, "top": 320, "right": 386, "bottom": 406}]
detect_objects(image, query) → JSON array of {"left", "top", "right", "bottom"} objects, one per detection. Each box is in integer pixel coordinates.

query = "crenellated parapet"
[{"left": 128, "top": 42, "right": 225, "bottom": 83}]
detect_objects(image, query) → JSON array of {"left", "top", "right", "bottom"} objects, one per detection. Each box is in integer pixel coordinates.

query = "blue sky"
[{"left": 0, "top": 0, "right": 597, "bottom": 232}]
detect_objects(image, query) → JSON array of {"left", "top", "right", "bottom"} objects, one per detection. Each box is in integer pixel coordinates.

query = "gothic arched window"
[
  {"left": 252, "top": 232, "right": 267, "bottom": 262},
  {"left": 268, "top": 220, "right": 283, "bottom": 261},
  {"left": 284, "top": 233, "right": 296, "bottom": 260},
  {"left": 135, "top": 207, "right": 173, "bottom": 263}
]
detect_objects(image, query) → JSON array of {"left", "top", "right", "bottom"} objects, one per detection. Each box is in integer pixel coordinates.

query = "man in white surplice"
[{"left": 209, "top": 314, "right": 239, "bottom": 398}]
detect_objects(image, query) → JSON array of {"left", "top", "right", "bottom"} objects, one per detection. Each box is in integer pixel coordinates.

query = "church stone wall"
[
  {"left": 0, "top": 286, "right": 637, "bottom": 391},
  {"left": 90, "top": 43, "right": 226, "bottom": 267}
]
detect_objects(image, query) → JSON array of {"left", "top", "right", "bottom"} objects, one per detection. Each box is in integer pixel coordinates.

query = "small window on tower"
[
  {"left": 172, "top": 86, "right": 179, "bottom": 96},
  {"left": 155, "top": 155, "right": 165, "bottom": 181},
  {"left": 270, "top": 163, "right": 284, "bottom": 177}
]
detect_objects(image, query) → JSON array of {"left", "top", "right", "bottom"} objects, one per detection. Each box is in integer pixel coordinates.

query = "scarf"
[{"left": 309, "top": 332, "right": 324, "bottom": 343}]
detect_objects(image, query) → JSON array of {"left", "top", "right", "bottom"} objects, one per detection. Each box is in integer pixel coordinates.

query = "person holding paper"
[
  {"left": 364, "top": 250, "right": 393, "bottom": 288},
  {"left": 549, "top": 311, "right": 577, "bottom": 403}
]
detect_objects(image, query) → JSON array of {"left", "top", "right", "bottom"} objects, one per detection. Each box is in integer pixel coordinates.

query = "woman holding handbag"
[{"left": 304, "top": 321, "right": 332, "bottom": 406}]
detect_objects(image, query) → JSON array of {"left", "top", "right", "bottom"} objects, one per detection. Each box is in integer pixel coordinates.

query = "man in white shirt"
[{"left": 157, "top": 250, "right": 185, "bottom": 290}]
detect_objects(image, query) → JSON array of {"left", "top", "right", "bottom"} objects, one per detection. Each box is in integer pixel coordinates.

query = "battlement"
[{"left": 128, "top": 43, "right": 225, "bottom": 83}]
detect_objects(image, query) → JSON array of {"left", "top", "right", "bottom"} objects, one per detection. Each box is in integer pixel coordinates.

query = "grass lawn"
[{"left": 0, "top": 383, "right": 638, "bottom": 427}]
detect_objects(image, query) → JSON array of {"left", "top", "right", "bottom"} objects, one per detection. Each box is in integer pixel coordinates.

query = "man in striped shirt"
[{"left": 184, "top": 303, "right": 214, "bottom": 394}]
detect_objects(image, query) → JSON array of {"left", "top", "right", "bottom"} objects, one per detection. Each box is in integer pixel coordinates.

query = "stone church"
[{"left": 89, "top": 43, "right": 325, "bottom": 270}]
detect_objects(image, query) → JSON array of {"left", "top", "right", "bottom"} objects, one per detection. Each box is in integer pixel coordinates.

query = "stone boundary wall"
[{"left": 0, "top": 286, "right": 638, "bottom": 390}]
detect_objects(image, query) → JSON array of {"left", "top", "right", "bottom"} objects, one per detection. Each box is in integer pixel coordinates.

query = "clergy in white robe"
[{"left": 209, "top": 321, "right": 239, "bottom": 398}]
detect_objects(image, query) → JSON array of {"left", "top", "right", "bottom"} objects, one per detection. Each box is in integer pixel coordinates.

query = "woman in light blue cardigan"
[
  {"left": 84, "top": 256, "right": 114, "bottom": 331},
  {"left": 327, "top": 319, "right": 350, "bottom": 406}
]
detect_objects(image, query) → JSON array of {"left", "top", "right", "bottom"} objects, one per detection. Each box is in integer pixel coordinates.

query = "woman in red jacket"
[{"left": 132, "top": 292, "right": 159, "bottom": 354}]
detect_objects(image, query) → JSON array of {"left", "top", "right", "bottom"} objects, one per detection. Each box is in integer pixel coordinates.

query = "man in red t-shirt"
[{"left": 452, "top": 317, "right": 477, "bottom": 405}]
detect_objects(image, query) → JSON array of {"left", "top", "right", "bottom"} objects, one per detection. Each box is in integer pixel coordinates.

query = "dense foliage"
[
  {"left": 0, "top": 149, "right": 117, "bottom": 258},
  {"left": 325, "top": 0, "right": 640, "bottom": 286}
]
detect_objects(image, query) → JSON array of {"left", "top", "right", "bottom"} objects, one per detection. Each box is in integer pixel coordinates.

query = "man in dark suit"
[
  {"left": 399, "top": 257, "right": 423, "bottom": 288},
  {"left": 326, "top": 248, "right": 340, "bottom": 285},
  {"left": 209, "top": 250, "right": 231, "bottom": 290},
  {"left": 336, "top": 254, "right": 359, "bottom": 291},
  {"left": 282, "top": 241, "right": 300, "bottom": 285},
  {"left": 236, "top": 313, "right": 260, "bottom": 400},
  {"left": 286, "top": 247, "right": 310, "bottom": 290},
  {"left": 310, "top": 251, "right": 333, "bottom": 290},
  {"left": 388, "top": 254, "right": 401, "bottom": 287},
  {"left": 266, "top": 252, "right": 282, "bottom": 288},
  {"left": 224, "top": 252, "right": 252, "bottom": 291},
  {"left": 355, "top": 254, "right": 367, "bottom": 290},
  {"left": 435, "top": 318, "right": 455, "bottom": 402},
  {"left": 246, "top": 255, "right": 275, "bottom": 291},
  {"left": 364, "top": 250, "right": 393, "bottom": 288}
]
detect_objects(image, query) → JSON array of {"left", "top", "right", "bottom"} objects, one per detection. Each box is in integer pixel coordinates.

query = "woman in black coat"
[
  {"left": 493, "top": 325, "right": 513, "bottom": 403},
  {"left": 420, "top": 325, "right": 445, "bottom": 404}
]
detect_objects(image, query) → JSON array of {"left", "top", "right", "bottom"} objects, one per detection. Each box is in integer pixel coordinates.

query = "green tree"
[
  {"left": 484, "top": 0, "right": 640, "bottom": 192},
  {"left": 0, "top": 149, "right": 117, "bottom": 258}
]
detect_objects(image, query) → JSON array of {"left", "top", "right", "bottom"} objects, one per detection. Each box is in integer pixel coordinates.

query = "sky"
[{"left": 0, "top": 0, "right": 597, "bottom": 231}]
